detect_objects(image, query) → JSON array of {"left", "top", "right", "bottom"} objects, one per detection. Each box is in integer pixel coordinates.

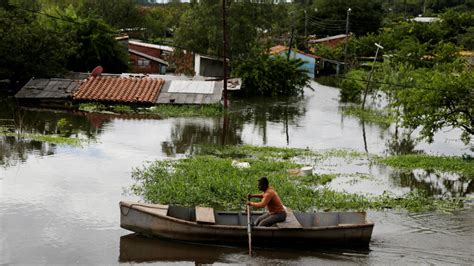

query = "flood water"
[{"left": 1, "top": 82, "right": 473, "bottom": 265}]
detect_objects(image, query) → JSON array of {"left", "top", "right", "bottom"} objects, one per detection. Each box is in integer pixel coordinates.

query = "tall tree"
[{"left": 0, "top": 7, "right": 73, "bottom": 86}]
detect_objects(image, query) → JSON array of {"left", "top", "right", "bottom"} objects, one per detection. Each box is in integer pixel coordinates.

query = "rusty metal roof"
[
  {"left": 15, "top": 78, "right": 80, "bottom": 99},
  {"left": 73, "top": 76, "right": 164, "bottom": 104}
]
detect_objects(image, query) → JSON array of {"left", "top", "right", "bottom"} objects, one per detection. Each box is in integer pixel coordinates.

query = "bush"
[{"left": 340, "top": 70, "right": 367, "bottom": 102}]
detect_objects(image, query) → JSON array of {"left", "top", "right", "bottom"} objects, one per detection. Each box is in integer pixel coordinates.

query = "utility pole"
[
  {"left": 343, "top": 7, "right": 351, "bottom": 71},
  {"left": 361, "top": 43, "right": 383, "bottom": 111},
  {"left": 222, "top": 0, "right": 228, "bottom": 109},
  {"left": 287, "top": 27, "right": 295, "bottom": 61}
]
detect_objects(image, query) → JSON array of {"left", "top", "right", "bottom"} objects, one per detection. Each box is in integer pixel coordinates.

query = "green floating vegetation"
[
  {"left": 147, "top": 104, "right": 224, "bottom": 117},
  {"left": 342, "top": 105, "right": 395, "bottom": 128},
  {"left": 377, "top": 154, "right": 474, "bottom": 179},
  {"left": 131, "top": 145, "right": 464, "bottom": 213},
  {"left": 2, "top": 132, "right": 82, "bottom": 146},
  {"left": 78, "top": 102, "right": 224, "bottom": 117}
]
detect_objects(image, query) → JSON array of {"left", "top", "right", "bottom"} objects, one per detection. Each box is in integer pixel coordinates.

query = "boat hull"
[{"left": 120, "top": 201, "right": 374, "bottom": 247}]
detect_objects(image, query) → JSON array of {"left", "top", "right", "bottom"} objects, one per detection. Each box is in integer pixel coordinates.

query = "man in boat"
[{"left": 247, "top": 176, "right": 286, "bottom": 226}]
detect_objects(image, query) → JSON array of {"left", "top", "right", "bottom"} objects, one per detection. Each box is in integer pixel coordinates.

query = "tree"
[
  {"left": 384, "top": 62, "right": 473, "bottom": 143},
  {"left": 0, "top": 7, "right": 73, "bottom": 86},
  {"left": 40, "top": 6, "right": 129, "bottom": 73},
  {"left": 309, "top": 0, "right": 384, "bottom": 36},
  {"left": 232, "top": 52, "right": 310, "bottom": 97}
]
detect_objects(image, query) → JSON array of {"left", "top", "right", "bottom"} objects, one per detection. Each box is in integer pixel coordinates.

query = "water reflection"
[
  {"left": 161, "top": 115, "right": 243, "bottom": 156},
  {"left": 390, "top": 169, "right": 472, "bottom": 197},
  {"left": 119, "top": 233, "right": 370, "bottom": 264},
  {"left": 0, "top": 98, "right": 109, "bottom": 167},
  {"left": 231, "top": 96, "right": 307, "bottom": 145},
  {"left": 119, "top": 234, "right": 238, "bottom": 263}
]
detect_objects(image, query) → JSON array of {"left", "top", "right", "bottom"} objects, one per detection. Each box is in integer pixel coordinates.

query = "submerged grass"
[
  {"left": 78, "top": 102, "right": 224, "bottom": 117},
  {"left": 377, "top": 154, "right": 474, "bottom": 179},
  {"left": 2, "top": 132, "right": 82, "bottom": 146},
  {"left": 131, "top": 145, "right": 465, "bottom": 213}
]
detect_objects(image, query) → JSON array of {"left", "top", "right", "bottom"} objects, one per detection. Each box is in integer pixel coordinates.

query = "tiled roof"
[{"left": 73, "top": 76, "right": 164, "bottom": 104}]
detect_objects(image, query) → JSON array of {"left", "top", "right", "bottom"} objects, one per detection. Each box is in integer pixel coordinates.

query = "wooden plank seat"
[
  {"left": 276, "top": 207, "right": 303, "bottom": 229},
  {"left": 195, "top": 206, "right": 216, "bottom": 224}
]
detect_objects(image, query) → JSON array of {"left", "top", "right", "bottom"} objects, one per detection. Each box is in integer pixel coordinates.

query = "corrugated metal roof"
[
  {"left": 156, "top": 80, "right": 223, "bottom": 105},
  {"left": 73, "top": 76, "right": 164, "bottom": 104},
  {"left": 167, "top": 80, "right": 215, "bottom": 94},
  {"left": 15, "top": 78, "right": 80, "bottom": 99},
  {"left": 310, "top": 34, "right": 348, "bottom": 43},
  {"left": 129, "top": 40, "right": 174, "bottom": 52}
]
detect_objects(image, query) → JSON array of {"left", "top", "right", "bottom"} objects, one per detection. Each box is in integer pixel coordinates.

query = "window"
[{"left": 137, "top": 58, "right": 150, "bottom": 67}]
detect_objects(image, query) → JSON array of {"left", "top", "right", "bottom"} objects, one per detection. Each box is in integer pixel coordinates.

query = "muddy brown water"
[{"left": 1, "top": 82, "right": 473, "bottom": 264}]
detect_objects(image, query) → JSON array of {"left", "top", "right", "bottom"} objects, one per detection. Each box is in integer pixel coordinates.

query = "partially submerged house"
[
  {"left": 269, "top": 45, "right": 320, "bottom": 78},
  {"left": 15, "top": 73, "right": 232, "bottom": 107}
]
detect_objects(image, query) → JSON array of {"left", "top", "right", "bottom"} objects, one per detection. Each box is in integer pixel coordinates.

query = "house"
[
  {"left": 15, "top": 72, "right": 230, "bottom": 107},
  {"left": 269, "top": 45, "right": 320, "bottom": 78},
  {"left": 308, "top": 34, "right": 350, "bottom": 48},
  {"left": 128, "top": 40, "right": 171, "bottom": 74}
]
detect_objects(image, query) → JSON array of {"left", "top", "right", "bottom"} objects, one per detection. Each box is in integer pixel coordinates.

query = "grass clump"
[
  {"left": 3, "top": 132, "right": 82, "bottom": 146},
  {"left": 130, "top": 145, "right": 465, "bottom": 213},
  {"left": 147, "top": 104, "right": 223, "bottom": 117},
  {"left": 377, "top": 154, "right": 474, "bottom": 179},
  {"left": 78, "top": 102, "right": 223, "bottom": 117}
]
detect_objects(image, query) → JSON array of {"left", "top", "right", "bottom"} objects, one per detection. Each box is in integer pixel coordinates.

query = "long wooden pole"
[
  {"left": 222, "top": 0, "right": 228, "bottom": 109},
  {"left": 246, "top": 204, "right": 252, "bottom": 255}
]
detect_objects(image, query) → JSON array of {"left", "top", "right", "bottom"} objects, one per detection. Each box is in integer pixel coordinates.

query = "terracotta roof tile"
[{"left": 73, "top": 76, "right": 164, "bottom": 104}]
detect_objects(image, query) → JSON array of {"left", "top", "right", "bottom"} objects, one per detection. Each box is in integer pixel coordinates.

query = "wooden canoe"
[{"left": 119, "top": 201, "right": 374, "bottom": 247}]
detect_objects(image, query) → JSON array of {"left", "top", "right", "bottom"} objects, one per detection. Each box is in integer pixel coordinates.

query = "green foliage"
[
  {"left": 112, "top": 105, "right": 133, "bottom": 114},
  {"left": 377, "top": 154, "right": 474, "bottom": 178},
  {"left": 382, "top": 62, "right": 473, "bottom": 143},
  {"left": 232, "top": 53, "right": 309, "bottom": 97},
  {"left": 174, "top": 1, "right": 290, "bottom": 59},
  {"left": 2, "top": 132, "right": 82, "bottom": 146},
  {"left": 147, "top": 104, "right": 224, "bottom": 117},
  {"left": 130, "top": 145, "right": 465, "bottom": 212},
  {"left": 0, "top": 7, "right": 73, "bottom": 84},
  {"left": 78, "top": 102, "right": 224, "bottom": 117},
  {"left": 310, "top": 0, "right": 384, "bottom": 36},
  {"left": 340, "top": 70, "right": 366, "bottom": 102}
]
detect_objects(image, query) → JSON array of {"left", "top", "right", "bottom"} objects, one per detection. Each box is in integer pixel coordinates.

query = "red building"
[{"left": 128, "top": 40, "right": 171, "bottom": 74}]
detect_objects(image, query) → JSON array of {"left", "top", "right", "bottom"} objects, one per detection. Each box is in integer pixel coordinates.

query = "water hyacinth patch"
[{"left": 130, "top": 145, "right": 465, "bottom": 213}]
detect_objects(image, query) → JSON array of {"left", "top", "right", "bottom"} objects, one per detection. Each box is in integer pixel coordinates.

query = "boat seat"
[
  {"left": 195, "top": 206, "right": 216, "bottom": 224},
  {"left": 276, "top": 207, "right": 303, "bottom": 229}
]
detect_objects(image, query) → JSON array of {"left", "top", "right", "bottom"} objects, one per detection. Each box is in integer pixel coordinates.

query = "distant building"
[
  {"left": 410, "top": 17, "right": 440, "bottom": 23},
  {"left": 269, "top": 45, "right": 320, "bottom": 78},
  {"left": 308, "top": 34, "right": 350, "bottom": 48},
  {"left": 128, "top": 40, "right": 171, "bottom": 74},
  {"left": 194, "top": 54, "right": 227, "bottom": 78}
]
